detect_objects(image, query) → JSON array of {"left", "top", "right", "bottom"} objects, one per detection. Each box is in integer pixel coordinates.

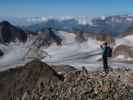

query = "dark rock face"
[
  {"left": 52, "top": 65, "right": 77, "bottom": 73},
  {"left": 0, "top": 60, "right": 61, "bottom": 100},
  {"left": 48, "top": 28, "right": 62, "bottom": 45},
  {"left": 74, "top": 31, "right": 87, "bottom": 43},
  {"left": 0, "top": 49, "right": 4, "bottom": 57},
  {"left": 37, "top": 28, "right": 62, "bottom": 47},
  {"left": 0, "top": 21, "right": 27, "bottom": 43}
]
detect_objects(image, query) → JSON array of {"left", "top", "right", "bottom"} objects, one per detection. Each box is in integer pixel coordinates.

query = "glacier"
[{"left": 0, "top": 31, "right": 133, "bottom": 71}]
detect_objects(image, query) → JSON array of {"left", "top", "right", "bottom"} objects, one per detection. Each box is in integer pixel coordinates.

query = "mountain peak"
[
  {"left": 0, "top": 21, "right": 12, "bottom": 27},
  {"left": 0, "top": 21, "right": 27, "bottom": 43}
]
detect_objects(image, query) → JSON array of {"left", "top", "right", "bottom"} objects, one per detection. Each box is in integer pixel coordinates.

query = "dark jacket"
[{"left": 101, "top": 46, "right": 108, "bottom": 58}]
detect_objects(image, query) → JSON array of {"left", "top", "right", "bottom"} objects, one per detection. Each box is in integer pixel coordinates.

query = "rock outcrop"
[
  {"left": 0, "top": 60, "right": 62, "bottom": 100},
  {"left": 113, "top": 45, "right": 133, "bottom": 58},
  {"left": 0, "top": 49, "right": 4, "bottom": 57},
  {"left": 18, "top": 67, "right": 133, "bottom": 100},
  {"left": 0, "top": 60, "right": 132, "bottom": 100},
  {"left": 0, "top": 21, "right": 27, "bottom": 43},
  {"left": 96, "top": 33, "right": 115, "bottom": 44},
  {"left": 121, "top": 26, "right": 133, "bottom": 37}
]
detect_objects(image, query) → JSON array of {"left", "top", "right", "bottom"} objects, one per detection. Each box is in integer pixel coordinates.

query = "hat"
[{"left": 103, "top": 42, "right": 107, "bottom": 46}]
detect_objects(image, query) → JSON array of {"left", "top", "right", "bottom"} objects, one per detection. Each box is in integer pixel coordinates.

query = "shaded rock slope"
[
  {"left": 0, "top": 60, "right": 133, "bottom": 100},
  {"left": 0, "top": 21, "right": 27, "bottom": 43},
  {"left": 0, "top": 60, "right": 62, "bottom": 100},
  {"left": 121, "top": 26, "right": 133, "bottom": 37}
]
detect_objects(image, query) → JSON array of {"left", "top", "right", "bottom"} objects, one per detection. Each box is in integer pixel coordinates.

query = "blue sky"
[{"left": 0, "top": 0, "right": 133, "bottom": 17}]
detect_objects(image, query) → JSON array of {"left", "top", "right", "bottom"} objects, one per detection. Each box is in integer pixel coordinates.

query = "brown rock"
[
  {"left": 96, "top": 33, "right": 115, "bottom": 44},
  {"left": 113, "top": 45, "right": 133, "bottom": 58}
]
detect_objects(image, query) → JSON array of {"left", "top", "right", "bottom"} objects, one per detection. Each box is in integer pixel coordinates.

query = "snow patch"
[
  {"left": 43, "top": 34, "right": 101, "bottom": 63},
  {"left": 113, "top": 55, "right": 133, "bottom": 61},
  {"left": 115, "top": 35, "right": 133, "bottom": 47},
  {"left": 55, "top": 31, "right": 76, "bottom": 44}
]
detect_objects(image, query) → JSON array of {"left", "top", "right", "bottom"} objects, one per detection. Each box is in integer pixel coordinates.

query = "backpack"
[{"left": 106, "top": 47, "right": 112, "bottom": 57}]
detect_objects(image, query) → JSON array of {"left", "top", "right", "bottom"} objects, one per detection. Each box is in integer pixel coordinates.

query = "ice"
[
  {"left": 0, "top": 30, "right": 133, "bottom": 71},
  {"left": 43, "top": 31, "right": 133, "bottom": 71},
  {"left": 0, "top": 45, "right": 26, "bottom": 66},
  {"left": 43, "top": 31, "right": 101, "bottom": 63},
  {"left": 116, "top": 55, "right": 125, "bottom": 59},
  {"left": 0, "top": 39, "right": 34, "bottom": 67}
]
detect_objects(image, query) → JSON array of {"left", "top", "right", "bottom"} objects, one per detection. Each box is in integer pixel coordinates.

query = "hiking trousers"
[{"left": 102, "top": 57, "right": 109, "bottom": 73}]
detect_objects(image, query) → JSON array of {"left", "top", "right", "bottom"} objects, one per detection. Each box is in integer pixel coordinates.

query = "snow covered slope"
[
  {"left": 0, "top": 43, "right": 28, "bottom": 70},
  {"left": 0, "top": 38, "right": 37, "bottom": 69},
  {"left": 0, "top": 30, "right": 133, "bottom": 71},
  {"left": 115, "top": 34, "right": 133, "bottom": 47},
  {"left": 43, "top": 31, "right": 101, "bottom": 63},
  {"left": 111, "top": 34, "right": 133, "bottom": 61}
]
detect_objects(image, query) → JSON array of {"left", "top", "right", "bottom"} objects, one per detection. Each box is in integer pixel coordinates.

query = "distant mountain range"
[
  {"left": 0, "top": 15, "right": 133, "bottom": 42},
  {"left": 1, "top": 15, "right": 133, "bottom": 46},
  {"left": 1, "top": 15, "right": 133, "bottom": 45},
  {"left": 1, "top": 15, "right": 133, "bottom": 36}
]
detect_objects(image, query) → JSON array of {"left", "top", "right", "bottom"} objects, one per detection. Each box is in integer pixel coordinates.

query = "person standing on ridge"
[{"left": 100, "top": 42, "right": 112, "bottom": 73}]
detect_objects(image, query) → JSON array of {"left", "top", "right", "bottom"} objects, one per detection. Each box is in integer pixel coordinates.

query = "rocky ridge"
[
  {"left": 0, "top": 60, "right": 132, "bottom": 100},
  {"left": 0, "top": 21, "right": 27, "bottom": 43}
]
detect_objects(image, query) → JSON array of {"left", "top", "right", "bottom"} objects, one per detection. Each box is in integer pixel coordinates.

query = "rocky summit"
[
  {"left": 0, "top": 60, "right": 62, "bottom": 100},
  {"left": 0, "top": 21, "right": 27, "bottom": 43},
  {"left": 0, "top": 60, "right": 132, "bottom": 100}
]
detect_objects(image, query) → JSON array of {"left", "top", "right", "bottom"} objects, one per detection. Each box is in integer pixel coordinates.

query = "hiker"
[{"left": 100, "top": 42, "right": 112, "bottom": 73}]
